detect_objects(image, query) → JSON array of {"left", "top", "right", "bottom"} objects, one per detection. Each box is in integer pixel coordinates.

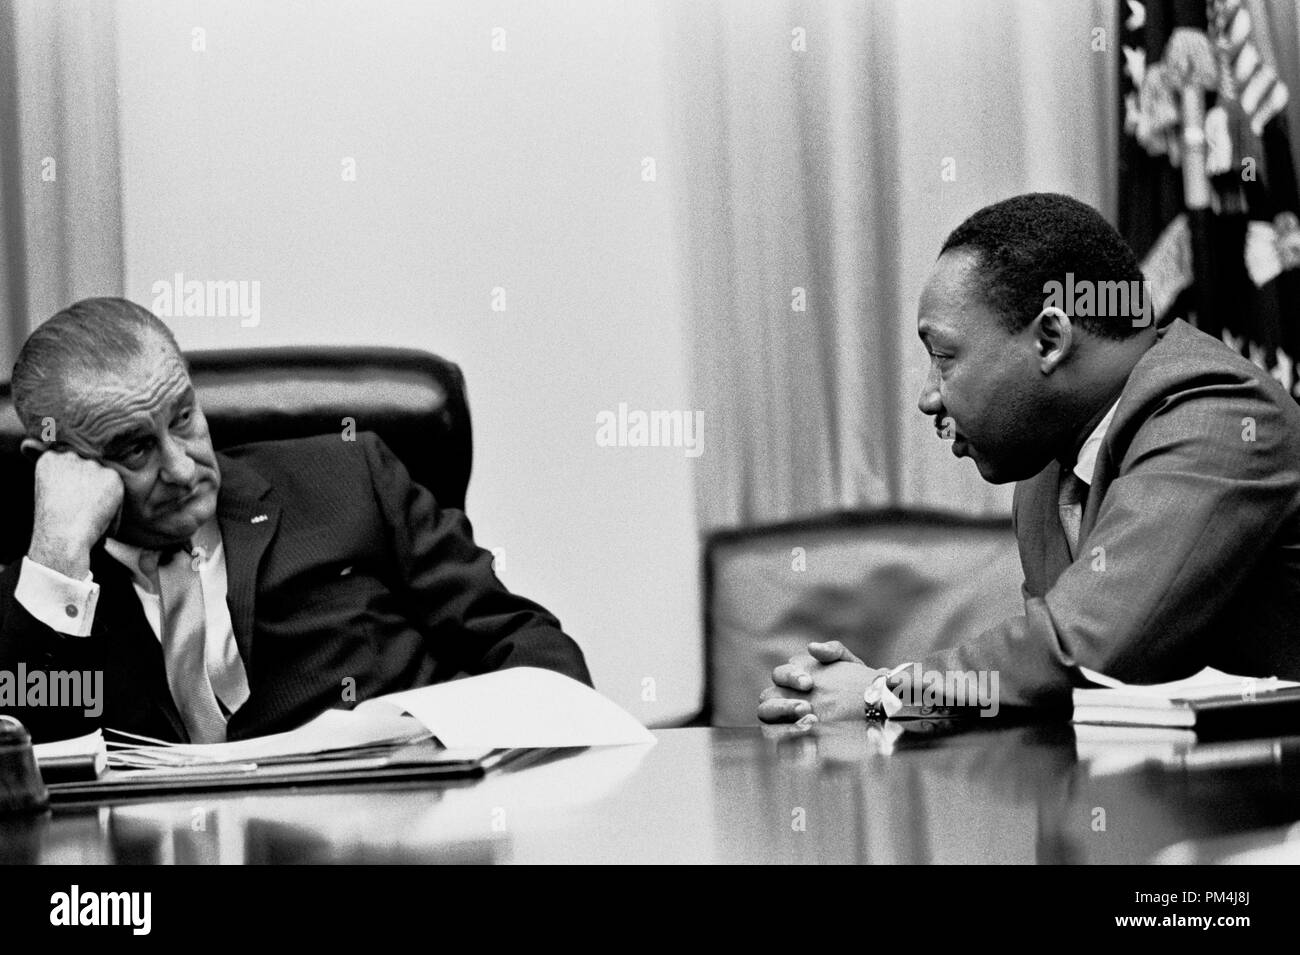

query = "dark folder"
[{"left": 44, "top": 739, "right": 536, "bottom": 807}]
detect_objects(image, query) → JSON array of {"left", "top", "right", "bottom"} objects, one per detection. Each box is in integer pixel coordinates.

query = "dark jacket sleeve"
[
  {"left": 0, "top": 560, "right": 103, "bottom": 741},
  {"left": 919, "top": 372, "right": 1300, "bottom": 708},
  {"left": 359, "top": 432, "right": 593, "bottom": 686}
]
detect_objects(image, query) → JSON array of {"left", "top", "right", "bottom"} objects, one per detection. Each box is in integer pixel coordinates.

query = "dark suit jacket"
[
  {"left": 921, "top": 319, "right": 1300, "bottom": 708},
  {"left": 0, "top": 431, "right": 591, "bottom": 741}
]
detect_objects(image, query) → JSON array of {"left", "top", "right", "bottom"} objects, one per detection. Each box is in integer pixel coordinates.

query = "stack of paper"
[
  {"left": 32, "top": 668, "right": 655, "bottom": 796},
  {"left": 102, "top": 706, "right": 431, "bottom": 772}
]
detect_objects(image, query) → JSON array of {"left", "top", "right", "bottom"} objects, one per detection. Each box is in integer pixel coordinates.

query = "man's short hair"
[
  {"left": 939, "top": 193, "right": 1148, "bottom": 340},
  {"left": 10, "top": 297, "right": 182, "bottom": 437}
]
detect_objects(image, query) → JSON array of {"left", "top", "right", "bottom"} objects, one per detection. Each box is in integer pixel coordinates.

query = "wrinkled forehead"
[
  {"left": 59, "top": 339, "right": 192, "bottom": 447},
  {"left": 918, "top": 249, "right": 1002, "bottom": 343}
]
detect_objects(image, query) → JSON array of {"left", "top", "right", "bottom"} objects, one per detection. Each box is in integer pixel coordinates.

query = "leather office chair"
[
  {"left": 701, "top": 507, "right": 1024, "bottom": 725},
  {"left": 0, "top": 347, "right": 472, "bottom": 567}
]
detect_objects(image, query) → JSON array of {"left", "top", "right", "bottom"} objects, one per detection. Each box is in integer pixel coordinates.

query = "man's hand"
[
  {"left": 27, "top": 448, "right": 124, "bottom": 579},
  {"left": 757, "top": 640, "right": 884, "bottom": 723}
]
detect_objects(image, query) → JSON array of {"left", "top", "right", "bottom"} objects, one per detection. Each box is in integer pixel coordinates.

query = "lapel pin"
[{"left": 250, "top": 514, "right": 268, "bottom": 524}]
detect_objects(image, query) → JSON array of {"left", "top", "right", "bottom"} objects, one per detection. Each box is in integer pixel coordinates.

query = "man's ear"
[
  {"left": 19, "top": 437, "right": 49, "bottom": 461},
  {"left": 1031, "top": 306, "right": 1074, "bottom": 374}
]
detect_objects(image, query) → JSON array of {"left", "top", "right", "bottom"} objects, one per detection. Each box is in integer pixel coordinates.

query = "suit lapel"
[{"left": 215, "top": 454, "right": 280, "bottom": 672}]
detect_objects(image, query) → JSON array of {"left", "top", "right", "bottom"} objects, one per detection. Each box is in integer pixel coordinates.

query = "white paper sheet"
[
  {"left": 102, "top": 707, "right": 430, "bottom": 767},
  {"left": 65, "top": 668, "right": 650, "bottom": 767},
  {"left": 360, "top": 667, "right": 656, "bottom": 748},
  {"left": 1075, "top": 665, "right": 1300, "bottom": 705}
]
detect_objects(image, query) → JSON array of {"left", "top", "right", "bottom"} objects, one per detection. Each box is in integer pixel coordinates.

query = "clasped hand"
[
  {"left": 25, "top": 444, "right": 125, "bottom": 580},
  {"left": 757, "top": 640, "right": 889, "bottom": 724}
]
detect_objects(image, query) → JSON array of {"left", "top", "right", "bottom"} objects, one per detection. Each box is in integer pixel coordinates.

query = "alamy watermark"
[
  {"left": 151, "top": 272, "right": 261, "bottom": 327},
  {"left": 50, "top": 886, "right": 151, "bottom": 935},
  {"left": 890, "top": 664, "right": 1000, "bottom": 717},
  {"left": 595, "top": 403, "right": 703, "bottom": 458},
  {"left": 0, "top": 665, "right": 102, "bottom": 717},
  {"left": 1042, "top": 272, "right": 1153, "bottom": 328}
]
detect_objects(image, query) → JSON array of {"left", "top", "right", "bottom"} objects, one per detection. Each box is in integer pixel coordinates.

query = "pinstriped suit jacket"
[
  {"left": 0, "top": 431, "right": 591, "bottom": 741},
  {"left": 920, "top": 319, "right": 1300, "bottom": 708}
]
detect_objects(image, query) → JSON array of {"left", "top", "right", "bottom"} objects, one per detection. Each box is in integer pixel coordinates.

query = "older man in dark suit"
[
  {"left": 0, "top": 297, "right": 590, "bottom": 742},
  {"left": 760, "top": 193, "right": 1300, "bottom": 723}
]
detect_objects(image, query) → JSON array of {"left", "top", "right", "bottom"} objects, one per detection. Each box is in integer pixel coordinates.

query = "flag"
[{"left": 1118, "top": 0, "right": 1300, "bottom": 400}]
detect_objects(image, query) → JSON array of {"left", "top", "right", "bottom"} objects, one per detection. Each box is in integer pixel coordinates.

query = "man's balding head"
[
  {"left": 11, "top": 298, "right": 220, "bottom": 548},
  {"left": 12, "top": 297, "right": 183, "bottom": 440}
]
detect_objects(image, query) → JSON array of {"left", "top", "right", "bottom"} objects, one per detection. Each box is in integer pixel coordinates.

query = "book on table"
[{"left": 1071, "top": 666, "right": 1300, "bottom": 738}]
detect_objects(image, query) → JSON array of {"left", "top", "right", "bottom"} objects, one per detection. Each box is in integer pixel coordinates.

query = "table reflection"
[{"left": 4, "top": 725, "right": 1300, "bottom": 864}]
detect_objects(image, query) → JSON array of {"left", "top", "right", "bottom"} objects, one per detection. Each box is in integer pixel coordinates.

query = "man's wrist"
[
  {"left": 27, "top": 537, "right": 93, "bottom": 580},
  {"left": 863, "top": 664, "right": 912, "bottom": 720}
]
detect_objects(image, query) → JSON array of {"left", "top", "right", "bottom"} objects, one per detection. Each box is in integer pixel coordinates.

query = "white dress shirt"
[
  {"left": 1072, "top": 398, "right": 1120, "bottom": 487},
  {"left": 15, "top": 518, "right": 247, "bottom": 713}
]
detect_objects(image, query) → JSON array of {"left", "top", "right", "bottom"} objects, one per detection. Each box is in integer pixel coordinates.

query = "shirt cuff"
[
  {"left": 15, "top": 556, "right": 100, "bottom": 637},
  {"left": 863, "top": 663, "right": 914, "bottom": 719}
]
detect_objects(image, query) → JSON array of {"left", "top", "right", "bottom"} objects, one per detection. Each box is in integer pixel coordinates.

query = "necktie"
[
  {"left": 1058, "top": 469, "right": 1088, "bottom": 560},
  {"left": 144, "top": 543, "right": 230, "bottom": 744}
]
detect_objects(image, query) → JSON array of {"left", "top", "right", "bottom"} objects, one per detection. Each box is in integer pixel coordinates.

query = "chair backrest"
[
  {"left": 701, "top": 508, "right": 1024, "bottom": 726},
  {"left": 0, "top": 346, "right": 472, "bottom": 565}
]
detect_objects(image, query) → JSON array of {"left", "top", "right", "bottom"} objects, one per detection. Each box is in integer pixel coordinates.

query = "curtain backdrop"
[
  {"left": 665, "top": 0, "right": 1120, "bottom": 531},
  {"left": 0, "top": 0, "right": 123, "bottom": 377},
  {"left": 6, "top": 0, "right": 1129, "bottom": 529}
]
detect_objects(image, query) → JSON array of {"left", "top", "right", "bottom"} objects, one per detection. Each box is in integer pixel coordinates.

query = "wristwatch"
[{"left": 862, "top": 664, "right": 910, "bottom": 721}]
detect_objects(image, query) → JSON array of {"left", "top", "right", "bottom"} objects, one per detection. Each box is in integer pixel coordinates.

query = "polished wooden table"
[{"left": 4, "top": 721, "right": 1300, "bottom": 864}]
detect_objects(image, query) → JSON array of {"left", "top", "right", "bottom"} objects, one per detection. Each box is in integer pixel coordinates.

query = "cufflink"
[
  {"left": 863, "top": 700, "right": 888, "bottom": 721},
  {"left": 863, "top": 669, "right": 905, "bottom": 722},
  {"left": 250, "top": 514, "right": 268, "bottom": 524}
]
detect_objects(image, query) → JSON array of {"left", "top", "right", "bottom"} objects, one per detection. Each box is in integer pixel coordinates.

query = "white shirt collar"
[
  {"left": 103, "top": 517, "right": 221, "bottom": 588},
  {"left": 1073, "top": 399, "right": 1120, "bottom": 486}
]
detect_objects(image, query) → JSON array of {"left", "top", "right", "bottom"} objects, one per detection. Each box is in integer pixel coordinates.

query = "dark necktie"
[{"left": 1058, "top": 469, "right": 1088, "bottom": 560}]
